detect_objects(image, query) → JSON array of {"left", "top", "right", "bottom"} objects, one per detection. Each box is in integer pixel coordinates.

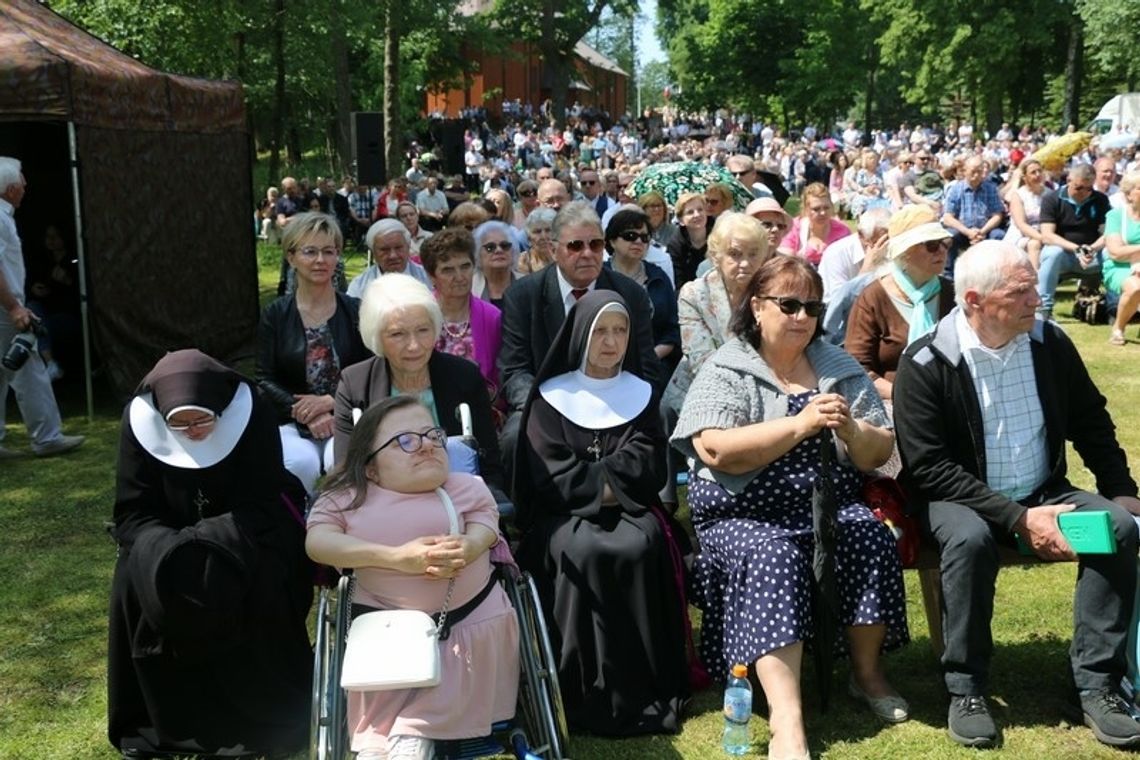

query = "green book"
[{"left": 1015, "top": 510, "right": 1116, "bottom": 555}]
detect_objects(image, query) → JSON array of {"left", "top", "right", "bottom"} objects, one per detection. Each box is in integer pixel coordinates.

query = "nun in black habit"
[
  {"left": 107, "top": 350, "right": 312, "bottom": 758},
  {"left": 513, "top": 290, "right": 690, "bottom": 736}
]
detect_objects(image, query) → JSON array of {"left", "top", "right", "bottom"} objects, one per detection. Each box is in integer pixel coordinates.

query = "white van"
[{"left": 1088, "top": 93, "right": 1140, "bottom": 134}]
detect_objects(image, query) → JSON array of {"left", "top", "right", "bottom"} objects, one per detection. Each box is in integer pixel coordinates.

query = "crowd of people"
[{"left": 7, "top": 99, "right": 1140, "bottom": 759}]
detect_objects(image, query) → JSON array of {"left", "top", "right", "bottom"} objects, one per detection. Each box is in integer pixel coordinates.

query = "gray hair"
[
  {"left": 1068, "top": 163, "right": 1096, "bottom": 183},
  {"left": 954, "top": 240, "right": 1031, "bottom": 309},
  {"left": 357, "top": 273, "right": 443, "bottom": 357},
  {"left": 857, "top": 207, "right": 892, "bottom": 239},
  {"left": 0, "top": 157, "right": 22, "bottom": 192},
  {"left": 364, "top": 218, "right": 411, "bottom": 251},
  {"left": 525, "top": 206, "right": 556, "bottom": 232},
  {"left": 280, "top": 211, "right": 343, "bottom": 253},
  {"left": 552, "top": 201, "right": 602, "bottom": 243},
  {"left": 472, "top": 219, "right": 520, "bottom": 270}
]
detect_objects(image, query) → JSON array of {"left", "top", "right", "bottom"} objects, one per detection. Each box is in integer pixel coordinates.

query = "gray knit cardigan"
[{"left": 671, "top": 335, "right": 890, "bottom": 494}]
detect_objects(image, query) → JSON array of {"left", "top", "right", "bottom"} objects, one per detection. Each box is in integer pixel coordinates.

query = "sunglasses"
[
  {"left": 581, "top": 179, "right": 598, "bottom": 186},
  {"left": 369, "top": 427, "right": 447, "bottom": 458},
  {"left": 482, "top": 241, "right": 514, "bottom": 253},
  {"left": 561, "top": 238, "right": 605, "bottom": 253},
  {"left": 519, "top": 189, "right": 536, "bottom": 197},
  {"left": 759, "top": 296, "right": 825, "bottom": 318},
  {"left": 617, "top": 230, "right": 650, "bottom": 244},
  {"left": 921, "top": 239, "right": 949, "bottom": 253}
]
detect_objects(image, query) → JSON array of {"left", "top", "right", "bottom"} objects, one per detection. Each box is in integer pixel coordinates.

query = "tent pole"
[{"left": 68, "top": 121, "right": 94, "bottom": 422}]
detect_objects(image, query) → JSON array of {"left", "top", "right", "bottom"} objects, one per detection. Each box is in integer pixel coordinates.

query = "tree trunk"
[
  {"left": 985, "top": 90, "right": 1002, "bottom": 138},
  {"left": 329, "top": 0, "right": 353, "bottom": 175},
  {"left": 863, "top": 44, "right": 877, "bottom": 131},
  {"left": 1062, "top": 15, "right": 1084, "bottom": 130},
  {"left": 268, "top": 0, "right": 285, "bottom": 184},
  {"left": 383, "top": 0, "right": 403, "bottom": 180}
]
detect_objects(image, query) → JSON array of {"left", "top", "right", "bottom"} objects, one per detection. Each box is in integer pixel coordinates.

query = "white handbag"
[{"left": 339, "top": 487, "right": 459, "bottom": 692}]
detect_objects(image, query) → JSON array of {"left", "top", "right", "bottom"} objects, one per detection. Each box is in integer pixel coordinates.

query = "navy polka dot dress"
[{"left": 688, "top": 390, "right": 909, "bottom": 678}]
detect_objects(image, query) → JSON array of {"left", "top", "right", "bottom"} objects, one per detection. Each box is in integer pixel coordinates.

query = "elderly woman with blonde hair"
[
  {"left": 333, "top": 273, "right": 506, "bottom": 497},
  {"left": 663, "top": 211, "right": 772, "bottom": 416},
  {"left": 846, "top": 205, "right": 957, "bottom": 401}
]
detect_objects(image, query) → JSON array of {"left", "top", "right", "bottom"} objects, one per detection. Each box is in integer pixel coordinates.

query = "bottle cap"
[{"left": 731, "top": 663, "right": 748, "bottom": 678}]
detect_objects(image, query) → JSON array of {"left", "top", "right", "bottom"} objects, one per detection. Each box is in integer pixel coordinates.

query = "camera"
[{"left": 3, "top": 317, "right": 47, "bottom": 371}]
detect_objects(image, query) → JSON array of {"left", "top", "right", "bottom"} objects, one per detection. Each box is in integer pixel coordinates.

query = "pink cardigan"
[
  {"left": 778, "top": 217, "right": 852, "bottom": 267},
  {"left": 467, "top": 294, "right": 502, "bottom": 390}
]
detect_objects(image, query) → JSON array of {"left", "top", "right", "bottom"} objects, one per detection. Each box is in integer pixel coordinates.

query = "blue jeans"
[{"left": 1037, "top": 245, "right": 1103, "bottom": 313}]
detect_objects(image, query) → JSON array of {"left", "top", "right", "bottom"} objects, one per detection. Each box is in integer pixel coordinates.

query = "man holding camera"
[
  {"left": 0, "top": 156, "right": 84, "bottom": 458},
  {"left": 1036, "top": 163, "right": 1111, "bottom": 320}
]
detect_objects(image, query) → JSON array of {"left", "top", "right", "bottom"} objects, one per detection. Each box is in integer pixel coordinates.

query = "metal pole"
[{"left": 67, "top": 121, "right": 94, "bottom": 421}]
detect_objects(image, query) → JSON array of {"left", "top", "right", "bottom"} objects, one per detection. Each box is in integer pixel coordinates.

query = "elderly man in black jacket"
[
  {"left": 894, "top": 240, "right": 1140, "bottom": 751},
  {"left": 498, "top": 201, "right": 662, "bottom": 470}
]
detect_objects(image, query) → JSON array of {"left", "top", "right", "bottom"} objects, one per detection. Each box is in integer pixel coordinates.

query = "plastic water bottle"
[{"left": 722, "top": 663, "right": 752, "bottom": 755}]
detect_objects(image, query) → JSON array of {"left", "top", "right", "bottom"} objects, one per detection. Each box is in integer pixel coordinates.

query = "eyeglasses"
[
  {"left": 617, "top": 230, "right": 650, "bottom": 244},
  {"left": 519, "top": 189, "right": 536, "bottom": 197},
  {"left": 580, "top": 179, "right": 598, "bottom": 186},
  {"left": 561, "top": 238, "right": 605, "bottom": 253},
  {"left": 759, "top": 296, "right": 825, "bottom": 317},
  {"left": 482, "top": 241, "right": 514, "bottom": 253},
  {"left": 730, "top": 170, "right": 754, "bottom": 178},
  {"left": 758, "top": 220, "right": 788, "bottom": 231},
  {"left": 369, "top": 427, "right": 447, "bottom": 458},
  {"left": 705, "top": 197, "right": 722, "bottom": 206},
  {"left": 295, "top": 246, "right": 340, "bottom": 260},
  {"left": 921, "top": 239, "right": 949, "bottom": 253},
  {"left": 167, "top": 415, "right": 217, "bottom": 433}
]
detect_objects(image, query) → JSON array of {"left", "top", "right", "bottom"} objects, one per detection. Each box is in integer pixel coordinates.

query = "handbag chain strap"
[{"left": 432, "top": 486, "right": 460, "bottom": 637}]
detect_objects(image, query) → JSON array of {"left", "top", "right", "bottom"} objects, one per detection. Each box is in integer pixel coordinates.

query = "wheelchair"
[{"left": 310, "top": 404, "right": 568, "bottom": 760}]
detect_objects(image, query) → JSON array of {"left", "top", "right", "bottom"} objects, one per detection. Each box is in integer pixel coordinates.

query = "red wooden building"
[{"left": 425, "top": 7, "right": 628, "bottom": 120}]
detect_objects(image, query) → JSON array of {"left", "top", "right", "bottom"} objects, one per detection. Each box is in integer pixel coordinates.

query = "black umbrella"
[
  {"left": 810, "top": 432, "right": 841, "bottom": 711},
  {"left": 758, "top": 170, "right": 791, "bottom": 206}
]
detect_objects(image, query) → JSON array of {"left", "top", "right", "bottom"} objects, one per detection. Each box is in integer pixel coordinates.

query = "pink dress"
[
  {"left": 307, "top": 473, "right": 520, "bottom": 753},
  {"left": 778, "top": 217, "right": 852, "bottom": 267}
]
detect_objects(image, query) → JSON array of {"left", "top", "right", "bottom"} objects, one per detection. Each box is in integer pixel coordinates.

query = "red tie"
[{"left": 571, "top": 288, "right": 588, "bottom": 301}]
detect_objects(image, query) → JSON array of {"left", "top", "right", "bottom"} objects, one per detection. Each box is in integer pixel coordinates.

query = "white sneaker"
[
  {"left": 355, "top": 749, "right": 388, "bottom": 759},
  {"left": 386, "top": 735, "right": 433, "bottom": 759}
]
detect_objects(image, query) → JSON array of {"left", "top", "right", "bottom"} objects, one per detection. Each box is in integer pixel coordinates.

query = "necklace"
[{"left": 443, "top": 320, "right": 470, "bottom": 339}]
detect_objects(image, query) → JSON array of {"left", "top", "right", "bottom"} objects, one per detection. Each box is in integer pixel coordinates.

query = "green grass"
[{"left": 3, "top": 277, "right": 1139, "bottom": 759}]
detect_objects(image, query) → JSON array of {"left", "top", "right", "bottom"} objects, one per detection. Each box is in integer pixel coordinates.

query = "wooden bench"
[{"left": 912, "top": 542, "right": 1046, "bottom": 657}]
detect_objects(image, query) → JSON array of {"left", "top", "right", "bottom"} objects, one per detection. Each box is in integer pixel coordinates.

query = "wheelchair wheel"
[
  {"left": 311, "top": 575, "right": 352, "bottom": 760},
  {"left": 503, "top": 567, "right": 569, "bottom": 760}
]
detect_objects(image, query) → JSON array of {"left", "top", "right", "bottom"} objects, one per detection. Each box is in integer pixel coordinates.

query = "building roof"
[{"left": 574, "top": 40, "right": 627, "bottom": 77}]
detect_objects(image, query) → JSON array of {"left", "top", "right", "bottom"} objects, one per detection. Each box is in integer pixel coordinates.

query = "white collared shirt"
[
  {"left": 554, "top": 266, "right": 594, "bottom": 315},
  {"left": 954, "top": 310, "right": 1048, "bottom": 501},
  {"left": 0, "top": 197, "right": 24, "bottom": 307}
]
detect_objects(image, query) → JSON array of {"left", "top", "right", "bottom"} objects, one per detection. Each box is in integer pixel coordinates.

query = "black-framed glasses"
[
  {"left": 759, "top": 296, "right": 825, "bottom": 318},
  {"left": 562, "top": 238, "right": 605, "bottom": 253},
  {"left": 369, "top": 427, "right": 447, "bottom": 458},
  {"left": 482, "top": 241, "right": 514, "bottom": 253},
  {"left": 617, "top": 230, "right": 650, "bottom": 244},
  {"left": 167, "top": 415, "right": 217, "bottom": 433},
  {"left": 580, "top": 179, "right": 598, "bottom": 186}
]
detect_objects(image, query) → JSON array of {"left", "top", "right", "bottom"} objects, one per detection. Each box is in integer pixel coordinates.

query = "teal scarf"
[{"left": 889, "top": 262, "right": 940, "bottom": 346}]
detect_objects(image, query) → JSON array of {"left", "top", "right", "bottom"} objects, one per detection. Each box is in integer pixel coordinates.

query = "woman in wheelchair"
[
  {"left": 333, "top": 273, "right": 507, "bottom": 501},
  {"left": 107, "top": 350, "right": 312, "bottom": 758},
  {"left": 307, "top": 395, "right": 520, "bottom": 760},
  {"left": 513, "top": 290, "right": 691, "bottom": 736}
]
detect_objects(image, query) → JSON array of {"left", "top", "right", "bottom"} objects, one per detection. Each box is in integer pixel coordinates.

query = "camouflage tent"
[{"left": 0, "top": 0, "right": 256, "bottom": 401}]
